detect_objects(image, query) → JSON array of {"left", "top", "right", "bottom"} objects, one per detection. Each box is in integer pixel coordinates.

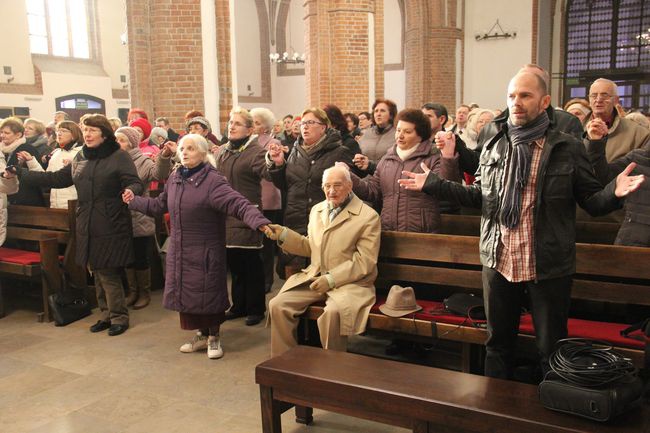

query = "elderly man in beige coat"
[{"left": 265, "top": 165, "right": 381, "bottom": 357}]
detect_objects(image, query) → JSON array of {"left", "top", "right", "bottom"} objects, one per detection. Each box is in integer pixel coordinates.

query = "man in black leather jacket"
[{"left": 399, "top": 71, "right": 644, "bottom": 379}]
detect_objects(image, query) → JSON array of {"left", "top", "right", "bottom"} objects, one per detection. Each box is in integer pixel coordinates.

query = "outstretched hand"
[
  {"left": 397, "top": 162, "right": 431, "bottom": 192},
  {"left": 263, "top": 224, "right": 285, "bottom": 240},
  {"left": 614, "top": 162, "right": 645, "bottom": 198},
  {"left": 434, "top": 131, "right": 456, "bottom": 158}
]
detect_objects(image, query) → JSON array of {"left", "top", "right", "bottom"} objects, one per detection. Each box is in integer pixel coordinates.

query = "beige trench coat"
[{"left": 277, "top": 194, "right": 381, "bottom": 335}]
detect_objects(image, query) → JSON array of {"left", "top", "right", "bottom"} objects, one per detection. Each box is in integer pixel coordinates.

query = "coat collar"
[
  {"left": 171, "top": 162, "right": 213, "bottom": 187},
  {"left": 384, "top": 140, "right": 435, "bottom": 162},
  {"left": 317, "top": 193, "right": 363, "bottom": 231}
]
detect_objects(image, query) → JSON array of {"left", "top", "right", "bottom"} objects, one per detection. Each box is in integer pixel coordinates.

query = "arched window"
[{"left": 564, "top": 0, "right": 649, "bottom": 111}]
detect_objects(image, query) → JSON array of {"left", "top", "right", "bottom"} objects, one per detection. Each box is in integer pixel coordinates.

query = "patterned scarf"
[{"left": 499, "top": 111, "right": 550, "bottom": 228}]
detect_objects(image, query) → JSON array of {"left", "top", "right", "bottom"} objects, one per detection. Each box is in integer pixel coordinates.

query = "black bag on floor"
[
  {"left": 48, "top": 292, "right": 91, "bottom": 326},
  {"left": 47, "top": 272, "right": 91, "bottom": 327}
]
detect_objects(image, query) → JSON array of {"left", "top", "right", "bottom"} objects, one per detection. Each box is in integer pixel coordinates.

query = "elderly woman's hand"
[
  {"left": 16, "top": 151, "right": 33, "bottom": 162},
  {"left": 263, "top": 224, "right": 285, "bottom": 241},
  {"left": 352, "top": 154, "right": 369, "bottom": 171},
  {"left": 268, "top": 143, "right": 285, "bottom": 166},
  {"left": 160, "top": 141, "right": 177, "bottom": 158},
  {"left": 122, "top": 188, "right": 135, "bottom": 204}
]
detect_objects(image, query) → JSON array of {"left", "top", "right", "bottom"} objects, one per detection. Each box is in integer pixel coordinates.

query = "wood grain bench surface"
[{"left": 256, "top": 346, "right": 649, "bottom": 433}]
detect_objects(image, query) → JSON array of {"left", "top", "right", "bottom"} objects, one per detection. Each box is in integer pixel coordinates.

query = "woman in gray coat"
[
  {"left": 115, "top": 126, "right": 172, "bottom": 310},
  {"left": 125, "top": 134, "right": 270, "bottom": 359}
]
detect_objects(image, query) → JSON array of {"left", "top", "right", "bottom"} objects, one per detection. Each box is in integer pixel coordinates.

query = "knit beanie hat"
[
  {"left": 150, "top": 127, "right": 168, "bottom": 143},
  {"left": 186, "top": 116, "right": 212, "bottom": 133},
  {"left": 129, "top": 117, "right": 152, "bottom": 139},
  {"left": 115, "top": 127, "right": 141, "bottom": 149}
]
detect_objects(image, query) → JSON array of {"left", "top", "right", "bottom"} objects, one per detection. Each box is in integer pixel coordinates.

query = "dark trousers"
[
  {"left": 128, "top": 236, "right": 152, "bottom": 270},
  {"left": 262, "top": 210, "right": 283, "bottom": 289},
  {"left": 226, "top": 248, "right": 266, "bottom": 316},
  {"left": 482, "top": 266, "right": 572, "bottom": 379}
]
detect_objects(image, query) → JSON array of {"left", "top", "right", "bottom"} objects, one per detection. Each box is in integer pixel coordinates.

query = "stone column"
[{"left": 304, "top": 0, "right": 383, "bottom": 112}]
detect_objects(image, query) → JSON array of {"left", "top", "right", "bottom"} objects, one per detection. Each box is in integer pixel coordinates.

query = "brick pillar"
[
  {"left": 215, "top": 0, "right": 233, "bottom": 128},
  {"left": 304, "top": 0, "right": 383, "bottom": 112},
  {"left": 126, "top": 0, "right": 206, "bottom": 130},
  {"left": 404, "top": 0, "right": 462, "bottom": 110}
]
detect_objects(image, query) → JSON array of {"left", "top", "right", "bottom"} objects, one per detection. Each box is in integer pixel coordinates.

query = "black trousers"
[
  {"left": 262, "top": 210, "right": 283, "bottom": 288},
  {"left": 226, "top": 248, "right": 266, "bottom": 316},
  {"left": 482, "top": 266, "right": 572, "bottom": 379}
]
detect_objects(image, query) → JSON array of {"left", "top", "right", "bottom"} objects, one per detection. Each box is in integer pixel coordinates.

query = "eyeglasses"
[
  {"left": 56, "top": 129, "right": 71, "bottom": 134},
  {"left": 300, "top": 120, "right": 325, "bottom": 127},
  {"left": 588, "top": 93, "right": 613, "bottom": 101},
  {"left": 228, "top": 120, "right": 247, "bottom": 128},
  {"left": 322, "top": 183, "right": 345, "bottom": 191}
]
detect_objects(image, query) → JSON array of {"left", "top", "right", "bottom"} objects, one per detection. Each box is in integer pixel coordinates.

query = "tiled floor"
[{"left": 0, "top": 287, "right": 409, "bottom": 433}]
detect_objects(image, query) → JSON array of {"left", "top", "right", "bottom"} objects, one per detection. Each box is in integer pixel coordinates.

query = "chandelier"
[{"left": 269, "top": 50, "right": 305, "bottom": 64}]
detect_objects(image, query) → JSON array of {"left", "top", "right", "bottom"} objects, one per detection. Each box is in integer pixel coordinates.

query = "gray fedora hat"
[{"left": 378, "top": 285, "right": 422, "bottom": 317}]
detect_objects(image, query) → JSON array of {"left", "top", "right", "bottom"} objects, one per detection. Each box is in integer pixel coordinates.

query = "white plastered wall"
[
  {"left": 383, "top": 0, "right": 405, "bottom": 111},
  {"left": 463, "top": 0, "right": 534, "bottom": 109}
]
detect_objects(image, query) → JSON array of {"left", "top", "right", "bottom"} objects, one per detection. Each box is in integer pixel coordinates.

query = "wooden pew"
[
  {"left": 256, "top": 346, "right": 649, "bottom": 433},
  {"left": 0, "top": 200, "right": 82, "bottom": 321},
  {"left": 439, "top": 213, "right": 620, "bottom": 244},
  {"left": 304, "top": 231, "right": 650, "bottom": 370}
]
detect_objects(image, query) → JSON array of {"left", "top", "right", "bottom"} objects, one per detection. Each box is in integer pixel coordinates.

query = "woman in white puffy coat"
[{"left": 18, "top": 121, "right": 82, "bottom": 209}]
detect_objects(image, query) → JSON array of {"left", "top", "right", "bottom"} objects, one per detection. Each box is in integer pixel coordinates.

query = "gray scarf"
[{"left": 499, "top": 111, "right": 550, "bottom": 228}]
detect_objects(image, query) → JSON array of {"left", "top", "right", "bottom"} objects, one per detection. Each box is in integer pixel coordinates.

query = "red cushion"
[
  {"left": 0, "top": 247, "right": 43, "bottom": 265},
  {"left": 370, "top": 297, "right": 645, "bottom": 350}
]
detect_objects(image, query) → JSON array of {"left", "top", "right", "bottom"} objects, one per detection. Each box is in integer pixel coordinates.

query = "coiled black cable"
[{"left": 548, "top": 338, "right": 638, "bottom": 387}]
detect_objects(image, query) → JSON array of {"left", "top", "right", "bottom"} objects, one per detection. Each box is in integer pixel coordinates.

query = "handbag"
[
  {"left": 443, "top": 293, "right": 486, "bottom": 320},
  {"left": 47, "top": 272, "right": 91, "bottom": 327}
]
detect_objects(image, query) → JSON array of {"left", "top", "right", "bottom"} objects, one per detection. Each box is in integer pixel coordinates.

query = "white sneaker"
[
  {"left": 207, "top": 336, "right": 223, "bottom": 359},
  {"left": 179, "top": 332, "right": 208, "bottom": 353}
]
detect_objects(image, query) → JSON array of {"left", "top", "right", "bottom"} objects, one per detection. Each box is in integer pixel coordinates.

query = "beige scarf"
[{"left": 0, "top": 137, "right": 26, "bottom": 156}]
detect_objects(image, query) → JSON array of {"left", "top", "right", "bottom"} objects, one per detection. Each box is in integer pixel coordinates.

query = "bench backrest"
[
  {"left": 6, "top": 200, "right": 77, "bottom": 244},
  {"left": 378, "top": 231, "right": 650, "bottom": 306},
  {"left": 439, "top": 214, "right": 620, "bottom": 244}
]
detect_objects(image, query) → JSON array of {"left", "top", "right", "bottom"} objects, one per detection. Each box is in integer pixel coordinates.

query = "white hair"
[
  {"left": 322, "top": 165, "right": 351, "bottom": 185},
  {"left": 177, "top": 133, "right": 216, "bottom": 167},
  {"left": 591, "top": 78, "right": 619, "bottom": 97},
  {"left": 250, "top": 107, "right": 276, "bottom": 131}
]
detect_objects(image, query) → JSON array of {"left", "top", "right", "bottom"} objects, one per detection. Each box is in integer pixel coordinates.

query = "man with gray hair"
[
  {"left": 265, "top": 165, "right": 381, "bottom": 356},
  {"left": 584, "top": 78, "right": 650, "bottom": 162}
]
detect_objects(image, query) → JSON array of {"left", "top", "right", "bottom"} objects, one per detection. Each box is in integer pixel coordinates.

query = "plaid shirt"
[{"left": 496, "top": 138, "right": 545, "bottom": 282}]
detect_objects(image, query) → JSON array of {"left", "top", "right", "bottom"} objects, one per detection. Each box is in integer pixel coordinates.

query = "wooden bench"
[
  {"left": 439, "top": 213, "right": 620, "bottom": 244},
  {"left": 304, "top": 231, "right": 650, "bottom": 370},
  {"left": 0, "top": 200, "right": 83, "bottom": 321},
  {"left": 256, "top": 346, "right": 649, "bottom": 433}
]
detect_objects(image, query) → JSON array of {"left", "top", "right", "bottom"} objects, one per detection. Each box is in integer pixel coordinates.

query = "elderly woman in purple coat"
[{"left": 123, "top": 134, "right": 270, "bottom": 359}]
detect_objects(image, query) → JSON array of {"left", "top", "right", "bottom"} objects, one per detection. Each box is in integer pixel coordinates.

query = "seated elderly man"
[{"left": 265, "top": 165, "right": 381, "bottom": 357}]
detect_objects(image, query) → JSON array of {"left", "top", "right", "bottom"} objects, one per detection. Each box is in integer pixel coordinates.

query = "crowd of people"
[{"left": 0, "top": 64, "right": 648, "bottom": 378}]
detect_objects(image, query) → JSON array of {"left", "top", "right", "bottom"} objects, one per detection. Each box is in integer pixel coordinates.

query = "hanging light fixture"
[{"left": 269, "top": 50, "right": 305, "bottom": 64}]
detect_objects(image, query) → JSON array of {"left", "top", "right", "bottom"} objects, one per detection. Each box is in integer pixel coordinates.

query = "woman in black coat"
[{"left": 12, "top": 115, "right": 143, "bottom": 336}]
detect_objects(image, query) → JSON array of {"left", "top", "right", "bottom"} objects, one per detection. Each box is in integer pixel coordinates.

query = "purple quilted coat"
[{"left": 129, "top": 163, "right": 270, "bottom": 315}]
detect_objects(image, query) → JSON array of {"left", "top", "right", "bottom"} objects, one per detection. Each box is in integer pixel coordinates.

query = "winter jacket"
[
  {"left": 269, "top": 128, "right": 354, "bottom": 235},
  {"left": 25, "top": 134, "right": 51, "bottom": 164},
  {"left": 351, "top": 141, "right": 460, "bottom": 233},
  {"left": 257, "top": 133, "right": 282, "bottom": 211},
  {"left": 128, "top": 148, "right": 172, "bottom": 237},
  {"left": 21, "top": 139, "right": 144, "bottom": 269},
  {"left": 5, "top": 141, "right": 46, "bottom": 207},
  {"left": 214, "top": 136, "right": 268, "bottom": 248},
  {"left": 358, "top": 124, "right": 395, "bottom": 174},
  {"left": 0, "top": 153, "right": 19, "bottom": 245},
  {"left": 423, "top": 121, "right": 622, "bottom": 281},
  {"left": 128, "top": 163, "right": 270, "bottom": 315},
  {"left": 582, "top": 111, "right": 650, "bottom": 162},
  {"left": 587, "top": 141, "right": 650, "bottom": 247},
  {"left": 25, "top": 143, "right": 81, "bottom": 209}
]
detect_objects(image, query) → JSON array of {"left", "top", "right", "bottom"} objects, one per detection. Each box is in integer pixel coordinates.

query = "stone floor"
[{"left": 0, "top": 286, "right": 410, "bottom": 433}]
